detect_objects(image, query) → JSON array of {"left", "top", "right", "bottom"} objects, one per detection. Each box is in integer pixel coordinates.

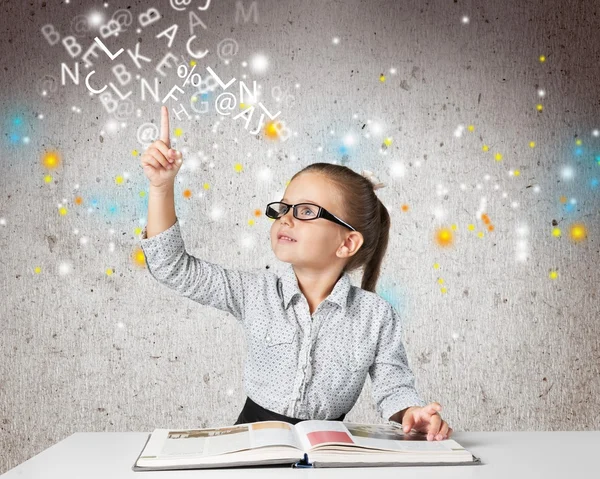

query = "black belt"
[{"left": 234, "top": 396, "right": 346, "bottom": 425}]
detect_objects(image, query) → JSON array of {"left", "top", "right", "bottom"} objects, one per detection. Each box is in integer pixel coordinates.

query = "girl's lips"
[{"left": 278, "top": 236, "right": 297, "bottom": 243}]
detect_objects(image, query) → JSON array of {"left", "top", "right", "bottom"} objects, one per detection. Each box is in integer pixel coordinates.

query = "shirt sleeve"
[
  {"left": 138, "top": 218, "right": 255, "bottom": 322},
  {"left": 369, "top": 303, "right": 428, "bottom": 422}
]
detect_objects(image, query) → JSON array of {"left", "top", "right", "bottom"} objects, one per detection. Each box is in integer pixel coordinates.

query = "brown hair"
[{"left": 290, "top": 162, "right": 390, "bottom": 293}]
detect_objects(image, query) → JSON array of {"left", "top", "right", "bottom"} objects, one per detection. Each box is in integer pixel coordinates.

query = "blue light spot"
[
  {"left": 574, "top": 147, "right": 582, "bottom": 156},
  {"left": 13, "top": 117, "right": 22, "bottom": 126},
  {"left": 564, "top": 203, "right": 575, "bottom": 213},
  {"left": 591, "top": 178, "right": 598, "bottom": 188},
  {"left": 107, "top": 204, "right": 118, "bottom": 215},
  {"left": 338, "top": 145, "right": 348, "bottom": 155},
  {"left": 9, "top": 133, "right": 20, "bottom": 143},
  {"left": 91, "top": 199, "right": 98, "bottom": 208}
]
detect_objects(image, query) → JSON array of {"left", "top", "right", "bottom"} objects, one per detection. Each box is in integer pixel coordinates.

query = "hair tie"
[{"left": 360, "top": 170, "right": 386, "bottom": 191}]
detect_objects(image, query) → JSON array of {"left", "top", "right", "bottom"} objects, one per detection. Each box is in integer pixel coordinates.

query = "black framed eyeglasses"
[{"left": 265, "top": 201, "right": 356, "bottom": 231}]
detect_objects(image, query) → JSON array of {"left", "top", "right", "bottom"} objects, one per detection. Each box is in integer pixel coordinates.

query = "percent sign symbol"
[
  {"left": 271, "top": 86, "right": 295, "bottom": 108},
  {"left": 177, "top": 64, "right": 202, "bottom": 87}
]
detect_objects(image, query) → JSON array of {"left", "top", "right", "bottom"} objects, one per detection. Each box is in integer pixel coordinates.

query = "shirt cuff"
[{"left": 139, "top": 219, "right": 184, "bottom": 260}]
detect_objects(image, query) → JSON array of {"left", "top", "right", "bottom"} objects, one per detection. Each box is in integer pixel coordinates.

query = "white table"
[{"left": 2, "top": 431, "right": 598, "bottom": 478}]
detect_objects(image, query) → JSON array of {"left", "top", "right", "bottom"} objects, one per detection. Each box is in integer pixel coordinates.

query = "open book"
[{"left": 132, "top": 420, "right": 481, "bottom": 470}]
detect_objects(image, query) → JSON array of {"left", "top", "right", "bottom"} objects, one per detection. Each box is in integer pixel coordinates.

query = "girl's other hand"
[
  {"left": 401, "top": 403, "right": 453, "bottom": 441},
  {"left": 140, "top": 106, "right": 183, "bottom": 188}
]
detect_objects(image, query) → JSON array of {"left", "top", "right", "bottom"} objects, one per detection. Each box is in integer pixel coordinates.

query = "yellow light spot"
[
  {"left": 440, "top": 287, "right": 447, "bottom": 294},
  {"left": 514, "top": 170, "right": 520, "bottom": 176},
  {"left": 437, "top": 278, "right": 444, "bottom": 284},
  {"left": 134, "top": 227, "right": 142, "bottom": 236},
  {"left": 494, "top": 153, "right": 503, "bottom": 161},
  {"left": 451, "top": 224, "right": 458, "bottom": 230},
  {"left": 34, "top": 266, "right": 42, "bottom": 274},
  {"left": 132, "top": 150, "right": 139, "bottom": 156},
  {"left": 285, "top": 180, "right": 291, "bottom": 186},
  {"left": 468, "top": 224, "right": 475, "bottom": 231},
  {"left": 174, "top": 128, "right": 183, "bottom": 137},
  {"left": 529, "top": 141, "right": 536, "bottom": 148},
  {"left": 183, "top": 189, "right": 192, "bottom": 199},
  {"left": 190, "top": 60, "right": 196, "bottom": 67},
  {"left": 105, "top": 268, "right": 113, "bottom": 276},
  {"left": 433, "top": 263, "right": 440, "bottom": 269},
  {"left": 482, "top": 145, "right": 489, "bottom": 152},
  {"left": 559, "top": 196, "right": 567, "bottom": 204},
  {"left": 248, "top": 219, "right": 255, "bottom": 226},
  {"left": 539, "top": 55, "right": 546, "bottom": 62},
  {"left": 383, "top": 137, "right": 393, "bottom": 146},
  {"left": 264, "top": 121, "right": 281, "bottom": 139},
  {"left": 74, "top": 196, "right": 83, "bottom": 205},
  {"left": 435, "top": 227, "right": 454, "bottom": 247},
  {"left": 536, "top": 104, "right": 543, "bottom": 111},
  {"left": 552, "top": 228, "right": 561, "bottom": 237},
  {"left": 234, "top": 163, "right": 243, "bottom": 173},
  {"left": 240, "top": 102, "right": 246, "bottom": 109},
  {"left": 379, "top": 74, "right": 386, "bottom": 82},
  {"left": 467, "top": 125, "right": 475, "bottom": 132},
  {"left": 44, "top": 175, "right": 53, "bottom": 183},
  {"left": 477, "top": 231, "right": 484, "bottom": 238},
  {"left": 115, "top": 176, "right": 124, "bottom": 185},
  {"left": 549, "top": 270, "right": 558, "bottom": 280},
  {"left": 131, "top": 247, "right": 146, "bottom": 267},
  {"left": 575, "top": 139, "right": 582, "bottom": 146},
  {"left": 203, "top": 183, "right": 210, "bottom": 190},
  {"left": 42, "top": 150, "right": 61, "bottom": 169},
  {"left": 139, "top": 191, "right": 146, "bottom": 198},
  {"left": 59, "top": 207, "right": 68, "bottom": 216},
  {"left": 569, "top": 223, "right": 587, "bottom": 242}
]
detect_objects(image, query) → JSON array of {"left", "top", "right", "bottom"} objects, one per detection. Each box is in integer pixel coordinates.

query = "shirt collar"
[{"left": 279, "top": 262, "right": 352, "bottom": 312}]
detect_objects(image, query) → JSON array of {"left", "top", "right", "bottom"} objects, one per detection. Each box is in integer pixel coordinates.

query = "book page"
[
  {"left": 342, "top": 423, "right": 459, "bottom": 452},
  {"left": 293, "top": 420, "right": 356, "bottom": 451},
  {"left": 147, "top": 422, "right": 302, "bottom": 460}
]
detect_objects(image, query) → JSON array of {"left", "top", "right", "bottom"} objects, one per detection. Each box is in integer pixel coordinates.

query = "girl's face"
[{"left": 269, "top": 172, "right": 352, "bottom": 268}]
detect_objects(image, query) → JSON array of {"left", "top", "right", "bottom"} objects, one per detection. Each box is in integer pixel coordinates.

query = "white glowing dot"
[
  {"left": 511, "top": 201, "right": 519, "bottom": 208},
  {"left": 476, "top": 184, "right": 482, "bottom": 189},
  {"left": 561, "top": 165, "right": 574, "bottom": 179},
  {"left": 38, "top": 114, "right": 44, "bottom": 119},
  {"left": 533, "top": 185, "right": 540, "bottom": 192},
  {"left": 415, "top": 161, "right": 421, "bottom": 167},
  {"left": 592, "top": 129, "right": 599, "bottom": 137},
  {"left": 332, "top": 37, "right": 340, "bottom": 44},
  {"left": 343, "top": 133, "right": 356, "bottom": 147},
  {"left": 241, "top": 61, "right": 247, "bottom": 67},
  {"left": 461, "top": 16, "right": 469, "bottom": 24},
  {"left": 0, "top": 218, "right": 6, "bottom": 226},
  {"left": 389, "top": 162, "right": 406, "bottom": 178},
  {"left": 502, "top": 192, "right": 508, "bottom": 198},
  {"left": 451, "top": 332, "right": 459, "bottom": 340},
  {"left": 88, "top": 11, "right": 104, "bottom": 27},
  {"left": 250, "top": 53, "right": 268, "bottom": 73},
  {"left": 538, "top": 89, "right": 546, "bottom": 97},
  {"left": 454, "top": 124, "right": 465, "bottom": 137},
  {"left": 58, "top": 262, "right": 73, "bottom": 275},
  {"left": 460, "top": 183, "right": 466, "bottom": 190},
  {"left": 570, "top": 198, "right": 576, "bottom": 204},
  {"left": 210, "top": 207, "right": 224, "bottom": 220},
  {"left": 295, "top": 83, "right": 300, "bottom": 88},
  {"left": 80, "top": 236, "right": 88, "bottom": 245},
  {"left": 42, "top": 90, "right": 47, "bottom": 96},
  {"left": 484, "top": 174, "right": 490, "bottom": 181},
  {"left": 390, "top": 67, "right": 397, "bottom": 74},
  {"left": 494, "top": 184, "right": 500, "bottom": 190},
  {"left": 227, "top": 389, "right": 234, "bottom": 396},
  {"left": 317, "top": 146, "right": 323, "bottom": 152},
  {"left": 23, "top": 137, "right": 30, "bottom": 144},
  {"left": 73, "top": 228, "right": 79, "bottom": 234},
  {"left": 104, "top": 2, "right": 108, "bottom": 7}
]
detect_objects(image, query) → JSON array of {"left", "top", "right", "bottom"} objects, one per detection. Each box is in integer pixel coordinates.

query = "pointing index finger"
[{"left": 160, "top": 105, "right": 170, "bottom": 147}]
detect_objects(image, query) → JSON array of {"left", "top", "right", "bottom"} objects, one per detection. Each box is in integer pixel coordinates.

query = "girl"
[{"left": 139, "top": 106, "right": 453, "bottom": 441}]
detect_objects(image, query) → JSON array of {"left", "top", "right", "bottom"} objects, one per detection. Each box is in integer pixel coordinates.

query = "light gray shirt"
[{"left": 139, "top": 218, "right": 427, "bottom": 422}]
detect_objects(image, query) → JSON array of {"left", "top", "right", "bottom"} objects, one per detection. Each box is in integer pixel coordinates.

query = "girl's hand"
[
  {"left": 140, "top": 106, "right": 183, "bottom": 188},
  {"left": 401, "top": 403, "right": 453, "bottom": 441}
]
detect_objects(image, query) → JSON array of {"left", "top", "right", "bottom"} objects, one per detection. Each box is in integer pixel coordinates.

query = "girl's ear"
[{"left": 337, "top": 231, "right": 364, "bottom": 258}]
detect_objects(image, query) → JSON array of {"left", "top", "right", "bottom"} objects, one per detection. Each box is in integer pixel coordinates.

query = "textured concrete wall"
[{"left": 1, "top": 0, "right": 599, "bottom": 473}]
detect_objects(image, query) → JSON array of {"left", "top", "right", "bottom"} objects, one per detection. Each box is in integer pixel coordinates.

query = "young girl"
[{"left": 139, "top": 106, "right": 453, "bottom": 441}]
